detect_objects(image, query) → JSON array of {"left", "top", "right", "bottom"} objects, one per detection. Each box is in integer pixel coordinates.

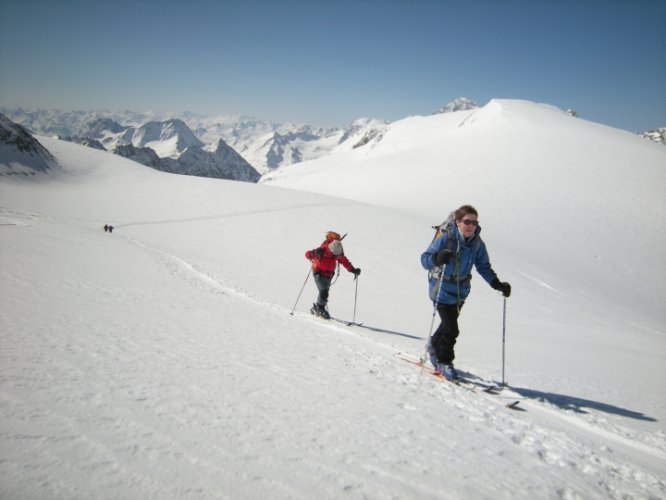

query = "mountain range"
[
  {"left": 0, "top": 105, "right": 390, "bottom": 179},
  {"left": 1, "top": 98, "right": 663, "bottom": 183}
]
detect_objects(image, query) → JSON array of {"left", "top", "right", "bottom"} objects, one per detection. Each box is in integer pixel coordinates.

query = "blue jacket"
[{"left": 420, "top": 225, "right": 498, "bottom": 305}]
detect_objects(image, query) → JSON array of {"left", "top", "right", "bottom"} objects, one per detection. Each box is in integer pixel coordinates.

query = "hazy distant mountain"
[
  {"left": 113, "top": 144, "right": 162, "bottom": 168},
  {"left": 1, "top": 107, "right": 105, "bottom": 138},
  {"left": 0, "top": 111, "right": 259, "bottom": 182},
  {"left": 265, "top": 129, "right": 319, "bottom": 168},
  {"left": 640, "top": 127, "right": 665, "bottom": 145},
  {"left": 113, "top": 139, "right": 260, "bottom": 182},
  {"left": 122, "top": 119, "right": 204, "bottom": 157},
  {"left": 342, "top": 118, "right": 388, "bottom": 149},
  {"left": 0, "top": 107, "right": 389, "bottom": 175},
  {"left": 58, "top": 135, "right": 106, "bottom": 150},
  {"left": 434, "top": 97, "right": 479, "bottom": 114},
  {"left": 81, "top": 117, "right": 126, "bottom": 137},
  {"left": 259, "top": 118, "right": 388, "bottom": 171},
  {"left": 2, "top": 99, "right": 663, "bottom": 179},
  {"left": 104, "top": 118, "right": 259, "bottom": 181},
  {"left": 0, "top": 113, "right": 58, "bottom": 176},
  {"left": 170, "top": 139, "right": 260, "bottom": 182}
]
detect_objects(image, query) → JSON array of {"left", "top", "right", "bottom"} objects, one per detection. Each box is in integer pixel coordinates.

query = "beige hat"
[{"left": 328, "top": 239, "right": 343, "bottom": 256}]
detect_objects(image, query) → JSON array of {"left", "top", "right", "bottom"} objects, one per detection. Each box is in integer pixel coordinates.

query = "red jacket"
[{"left": 305, "top": 240, "right": 355, "bottom": 277}]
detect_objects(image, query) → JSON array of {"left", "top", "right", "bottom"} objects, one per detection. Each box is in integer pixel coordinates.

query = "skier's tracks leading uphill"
[
  {"left": 126, "top": 236, "right": 666, "bottom": 489},
  {"left": 116, "top": 201, "right": 349, "bottom": 228}
]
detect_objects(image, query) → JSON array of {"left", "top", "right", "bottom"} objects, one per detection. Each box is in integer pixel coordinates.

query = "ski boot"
[
  {"left": 310, "top": 303, "right": 330, "bottom": 320},
  {"left": 438, "top": 363, "right": 459, "bottom": 381}
]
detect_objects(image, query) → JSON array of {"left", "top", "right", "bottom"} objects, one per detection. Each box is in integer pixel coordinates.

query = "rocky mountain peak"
[
  {"left": 434, "top": 97, "right": 479, "bottom": 114},
  {"left": 0, "top": 113, "right": 58, "bottom": 176}
]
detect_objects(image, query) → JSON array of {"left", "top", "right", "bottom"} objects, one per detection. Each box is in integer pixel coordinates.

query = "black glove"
[
  {"left": 433, "top": 249, "right": 452, "bottom": 266},
  {"left": 311, "top": 247, "right": 325, "bottom": 258},
  {"left": 352, "top": 267, "right": 361, "bottom": 276},
  {"left": 491, "top": 278, "right": 511, "bottom": 297}
]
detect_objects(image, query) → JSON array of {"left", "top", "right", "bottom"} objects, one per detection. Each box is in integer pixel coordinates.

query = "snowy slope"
[
  {"left": 262, "top": 99, "right": 666, "bottom": 323},
  {"left": 1, "top": 124, "right": 665, "bottom": 499}
]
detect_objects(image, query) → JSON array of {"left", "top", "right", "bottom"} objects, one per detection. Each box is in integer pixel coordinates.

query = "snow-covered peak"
[
  {"left": 640, "top": 127, "right": 665, "bottom": 145},
  {"left": 434, "top": 97, "right": 479, "bottom": 114},
  {"left": 261, "top": 98, "right": 666, "bottom": 318},
  {"left": 0, "top": 113, "right": 58, "bottom": 175},
  {"left": 338, "top": 117, "right": 388, "bottom": 147},
  {"left": 81, "top": 116, "right": 126, "bottom": 137},
  {"left": 128, "top": 119, "right": 203, "bottom": 158},
  {"left": 2, "top": 103, "right": 662, "bottom": 178}
]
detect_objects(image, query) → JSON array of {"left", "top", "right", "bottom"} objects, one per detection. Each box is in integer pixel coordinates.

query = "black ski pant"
[
  {"left": 313, "top": 272, "right": 333, "bottom": 307},
  {"left": 431, "top": 303, "right": 463, "bottom": 365}
]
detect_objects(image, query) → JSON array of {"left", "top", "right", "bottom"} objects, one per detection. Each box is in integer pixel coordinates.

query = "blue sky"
[{"left": 1, "top": 0, "right": 664, "bottom": 132}]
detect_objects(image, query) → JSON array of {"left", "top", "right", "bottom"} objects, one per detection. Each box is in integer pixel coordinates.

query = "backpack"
[
  {"left": 427, "top": 210, "right": 483, "bottom": 296},
  {"left": 431, "top": 210, "right": 457, "bottom": 244},
  {"left": 428, "top": 211, "right": 459, "bottom": 285}
]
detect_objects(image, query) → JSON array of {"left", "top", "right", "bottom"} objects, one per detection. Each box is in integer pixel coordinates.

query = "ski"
[
  {"left": 396, "top": 353, "right": 523, "bottom": 410},
  {"left": 302, "top": 310, "right": 363, "bottom": 327},
  {"left": 331, "top": 317, "right": 363, "bottom": 327},
  {"left": 506, "top": 400, "right": 521, "bottom": 410}
]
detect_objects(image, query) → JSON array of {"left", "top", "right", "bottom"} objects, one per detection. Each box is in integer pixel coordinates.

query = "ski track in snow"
[
  {"left": 3, "top": 103, "right": 666, "bottom": 498},
  {"left": 114, "top": 200, "right": 344, "bottom": 229},
  {"left": 515, "top": 271, "right": 567, "bottom": 295},
  {"left": 125, "top": 228, "right": 666, "bottom": 496},
  {"left": 1, "top": 208, "right": 665, "bottom": 499},
  {"left": 0, "top": 208, "right": 41, "bottom": 227}
]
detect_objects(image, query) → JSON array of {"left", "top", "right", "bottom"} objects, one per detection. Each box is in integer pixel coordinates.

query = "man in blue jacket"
[{"left": 421, "top": 205, "right": 511, "bottom": 381}]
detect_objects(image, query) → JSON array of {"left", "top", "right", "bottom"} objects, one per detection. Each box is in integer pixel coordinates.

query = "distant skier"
[
  {"left": 108, "top": 225, "right": 114, "bottom": 233},
  {"left": 104, "top": 224, "right": 109, "bottom": 232},
  {"left": 420, "top": 205, "right": 511, "bottom": 381},
  {"left": 305, "top": 231, "right": 360, "bottom": 319}
]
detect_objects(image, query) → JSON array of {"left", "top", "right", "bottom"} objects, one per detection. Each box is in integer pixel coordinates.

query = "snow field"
[{"left": 2, "top": 101, "right": 666, "bottom": 498}]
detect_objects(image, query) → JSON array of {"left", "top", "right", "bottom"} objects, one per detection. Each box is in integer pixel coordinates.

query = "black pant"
[
  {"left": 313, "top": 272, "right": 332, "bottom": 307},
  {"left": 431, "top": 303, "right": 463, "bottom": 365}
]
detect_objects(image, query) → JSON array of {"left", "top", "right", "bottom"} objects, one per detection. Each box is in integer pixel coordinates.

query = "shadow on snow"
[
  {"left": 509, "top": 386, "right": 657, "bottom": 421},
  {"left": 352, "top": 322, "right": 425, "bottom": 341}
]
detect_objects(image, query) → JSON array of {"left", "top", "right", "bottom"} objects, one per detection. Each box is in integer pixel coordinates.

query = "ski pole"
[
  {"left": 501, "top": 296, "right": 507, "bottom": 386},
  {"left": 421, "top": 267, "right": 446, "bottom": 364},
  {"left": 290, "top": 267, "right": 312, "bottom": 315},
  {"left": 351, "top": 274, "right": 359, "bottom": 325}
]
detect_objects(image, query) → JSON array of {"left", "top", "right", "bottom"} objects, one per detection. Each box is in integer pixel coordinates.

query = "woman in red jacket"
[{"left": 305, "top": 231, "right": 360, "bottom": 319}]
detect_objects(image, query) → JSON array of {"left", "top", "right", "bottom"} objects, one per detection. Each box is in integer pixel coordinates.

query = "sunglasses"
[{"left": 461, "top": 219, "right": 479, "bottom": 226}]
